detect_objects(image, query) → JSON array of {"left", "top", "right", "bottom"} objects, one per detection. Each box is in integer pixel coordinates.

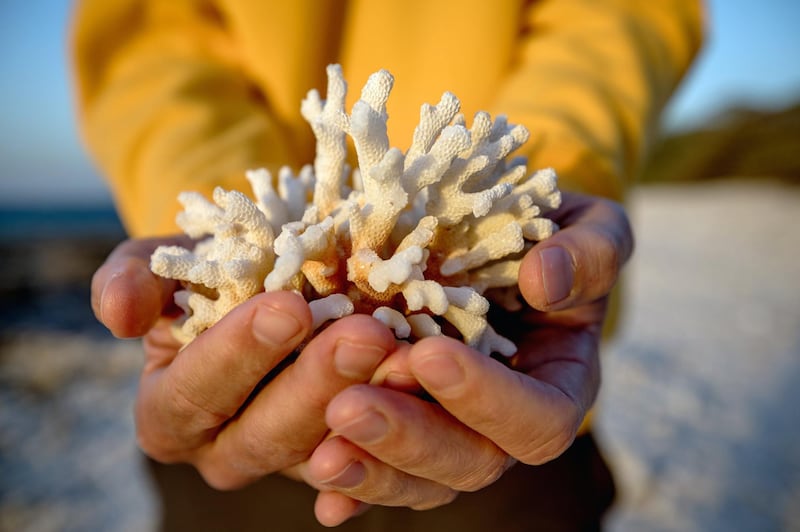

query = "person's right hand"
[{"left": 91, "top": 237, "right": 398, "bottom": 490}]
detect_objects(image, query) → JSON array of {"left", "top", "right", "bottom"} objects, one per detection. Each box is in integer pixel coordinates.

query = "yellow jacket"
[{"left": 72, "top": 0, "right": 703, "bottom": 237}]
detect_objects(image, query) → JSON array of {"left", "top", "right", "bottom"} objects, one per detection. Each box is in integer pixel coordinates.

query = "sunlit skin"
[{"left": 91, "top": 192, "right": 632, "bottom": 527}]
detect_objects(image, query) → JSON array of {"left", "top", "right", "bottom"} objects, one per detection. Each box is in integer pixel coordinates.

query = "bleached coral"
[{"left": 150, "top": 64, "right": 561, "bottom": 354}]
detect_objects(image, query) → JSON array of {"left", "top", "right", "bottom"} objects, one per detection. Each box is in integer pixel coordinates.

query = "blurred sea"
[
  {"left": 0, "top": 205, "right": 125, "bottom": 241},
  {"left": 0, "top": 207, "right": 154, "bottom": 532},
  {"left": 0, "top": 205, "right": 126, "bottom": 337}
]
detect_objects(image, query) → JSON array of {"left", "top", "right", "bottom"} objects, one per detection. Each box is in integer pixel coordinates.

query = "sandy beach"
[
  {"left": 597, "top": 181, "right": 800, "bottom": 531},
  {"left": 1, "top": 180, "right": 798, "bottom": 531}
]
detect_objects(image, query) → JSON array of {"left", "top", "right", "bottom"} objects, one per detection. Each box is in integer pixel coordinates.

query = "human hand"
[
  {"left": 91, "top": 237, "right": 399, "bottom": 490},
  {"left": 297, "top": 192, "right": 634, "bottom": 526}
]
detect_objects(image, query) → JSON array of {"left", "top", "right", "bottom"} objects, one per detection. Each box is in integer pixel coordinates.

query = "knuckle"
[
  {"left": 170, "top": 379, "right": 230, "bottom": 430},
  {"left": 133, "top": 404, "right": 180, "bottom": 464},
  {"left": 596, "top": 196, "right": 626, "bottom": 223},
  {"left": 192, "top": 444, "right": 267, "bottom": 492},
  {"left": 135, "top": 431, "right": 170, "bottom": 463},
  {"left": 237, "top": 423, "right": 273, "bottom": 468},
  {"left": 195, "top": 460, "right": 248, "bottom": 491},
  {"left": 448, "top": 449, "right": 511, "bottom": 492},
  {"left": 518, "top": 408, "right": 580, "bottom": 465},
  {"left": 134, "top": 422, "right": 188, "bottom": 465},
  {"left": 597, "top": 198, "right": 634, "bottom": 265},
  {"left": 599, "top": 227, "right": 621, "bottom": 271},
  {"left": 533, "top": 430, "right": 576, "bottom": 465},
  {"left": 133, "top": 386, "right": 222, "bottom": 465},
  {"left": 234, "top": 422, "right": 305, "bottom": 475},
  {"left": 410, "top": 487, "right": 459, "bottom": 510},
  {"left": 577, "top": 226, "right": 621, "bottom": 302}
]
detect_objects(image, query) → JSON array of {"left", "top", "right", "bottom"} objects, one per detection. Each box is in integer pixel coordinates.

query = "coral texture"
[{"left": 150, "top": 65, "right": 561, "bottom": 355}]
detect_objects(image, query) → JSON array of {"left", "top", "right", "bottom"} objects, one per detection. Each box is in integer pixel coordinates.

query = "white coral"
[{"left": 150, "top": 64, "right": 561, "bottom": 355}]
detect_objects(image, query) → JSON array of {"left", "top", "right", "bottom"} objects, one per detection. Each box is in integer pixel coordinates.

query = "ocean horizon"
[{"left": 0, "top": 204, "right": 127, "bottom": 240}]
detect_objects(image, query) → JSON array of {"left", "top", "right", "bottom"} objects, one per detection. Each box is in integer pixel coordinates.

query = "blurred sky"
[{"left": 1, "top": 0, "right": 799, "bottom": 206}]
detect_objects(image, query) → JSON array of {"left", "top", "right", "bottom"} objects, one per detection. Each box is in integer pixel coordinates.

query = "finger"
[
  {"left": 141, "top": 317, "right": 184, "bottom": 372},
  {"left": 91, "top": 237, "right": 187, "bottom": 337},
  {"left": 369, "top": 342, "right": 424, "bottom": 394},
  {"left": 510, "top": 312, "right": 602, "bottom": 411},
  {"left": 313, "top": 490, "right": 371, "bottom": 528},
  {"left": 200, "top": 314, "right": 395, "bottom": 489},
  {"left": 323, "top": 385, "right": 512, "bottom": 493},
  {"left": 135, "top": 290, "right": 311, "bottom": 462},
  {"left": 409, "top": 335, "right": 595, "bottom": 465},
  {"left": 519, "top": 194, "right": 633, "bottom": 311},
  {"left": 305, "top": 435, "right": 457, "bottom": 510}
]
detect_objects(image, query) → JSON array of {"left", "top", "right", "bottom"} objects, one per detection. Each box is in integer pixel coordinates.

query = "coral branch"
[
  {"left": 309, "top": 293, "right": 354, "bottom": 330},
  {"left": 150, "top": 65, "right": 561, "bottom": 354},
  {"left": 372, "top": 307, "right": 411, "bottom": 338}
]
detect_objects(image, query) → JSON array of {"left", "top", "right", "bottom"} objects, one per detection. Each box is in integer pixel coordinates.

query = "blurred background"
[{"left": 1, "top": 1, "right": 798, "bottom": 531}]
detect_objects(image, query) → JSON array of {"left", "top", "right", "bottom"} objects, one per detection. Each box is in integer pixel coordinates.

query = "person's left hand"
[{"left": 294, "top": 192, "right": 634, "bottom": 526}]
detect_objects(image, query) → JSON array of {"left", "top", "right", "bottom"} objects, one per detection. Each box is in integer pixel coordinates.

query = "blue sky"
[
  {"left": 663, "top": 0, "right": 800, "bottom": 128},
  {"left": 1, "top": 0, "right": 799, "bottom": 206}
]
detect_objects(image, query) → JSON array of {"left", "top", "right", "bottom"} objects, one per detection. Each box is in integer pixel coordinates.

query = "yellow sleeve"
[
  {"left": 494, "top": 0, "right": 705, "bottom": 200},
  {"left": 71, "top": 1, "right": 294, "bottom": 237}
]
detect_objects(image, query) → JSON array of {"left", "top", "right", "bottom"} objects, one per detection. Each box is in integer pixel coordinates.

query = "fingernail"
[
  {"left": 253, "top": 305, "right": 303, "bottom": 346},
  {"left": 336, "top": 410, "right": 389, "bottom": 444},
  {"left": 97, "top": 261, "right": 135, "bottom": 317},
  {"left": 98, "top": 271, "right": 123, "bottom": 323},
  {"left": 539, "top": 246, "right": 574, "bottom": 304},
  {"left": 322, "top": 460, "right": 366, "bottom": 489},
  {"left": 334, "top": 341, "right": 386, "bottom": 380},
  {"left": 413, "top": 353, "right": 464, "bottom": 393}
]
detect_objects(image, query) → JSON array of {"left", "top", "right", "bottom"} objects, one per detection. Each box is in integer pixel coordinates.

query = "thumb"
[{"left": 519, "top": 195, "right": 633, "bottom": 311}]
